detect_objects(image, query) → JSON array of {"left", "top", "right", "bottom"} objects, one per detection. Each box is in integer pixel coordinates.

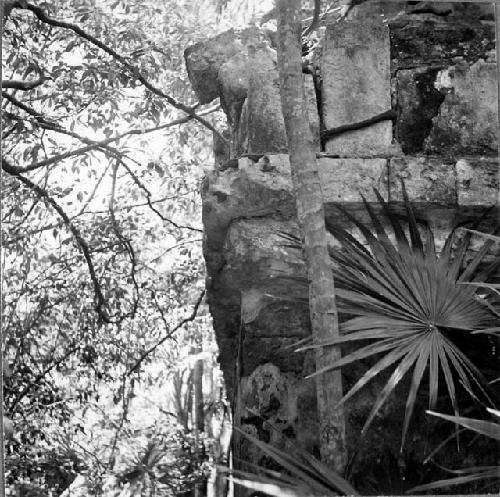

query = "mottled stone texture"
[
  {"left": 322, "top": 17, "right": 392, "bottom": 155},
  {"left": 244, "top": 45, "right": 287, "bottom": 154},
  {"left": 456, "top": 157, "right": 499, "bottom": 206},
  {"left": 184, "top": 27, "right": 274, "bottom": 104},
  {"left": 185, "top": 29, "right": 318, "bottom": 158},
  {"left": 425, "top": 61, "right": 498, "bottom": 155},
  {"left": 390, "top": 15, "right": 495, "bottom": 70},
  {"left": 186, "top": 6, "right": 499, "bottom": 494},
  {"left": 389, "top": 156, "right": 456, "bottom": 205}
]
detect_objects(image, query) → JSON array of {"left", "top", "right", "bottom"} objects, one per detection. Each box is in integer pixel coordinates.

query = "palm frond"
[
  {"left": 321, "top": 187, "right": 498, "bottom": 445},
  {"left": 426, "top": 410, "right": 500, "bottom": 441},
  {"left": 223, "top": 427, "right": 358, "bottom": 496},
  {"left": 408, "top": 409, "right": 500, "bottom": 492},
  {"left": 409, "top": 466, "right": 500, "bottom": 493},
  {"left": 459, "top": 228, "right": 500, "bottom": 243}
]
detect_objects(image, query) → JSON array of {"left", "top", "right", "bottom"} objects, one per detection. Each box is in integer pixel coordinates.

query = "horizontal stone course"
[{"left": 388, "top": 156, "right": 457, "bottom": 204}]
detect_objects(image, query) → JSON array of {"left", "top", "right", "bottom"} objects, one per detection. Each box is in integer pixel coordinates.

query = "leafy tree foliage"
[{"left": 1, "top": 0, "right": 232, "bottom": 495}]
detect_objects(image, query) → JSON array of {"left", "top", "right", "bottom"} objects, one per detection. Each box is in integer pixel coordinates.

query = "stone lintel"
[
  {"left": 389, "top": 156, "right": 457, "bottom": 205},
  {"left": 389, "top": 156, "right": 499, "bottom": 208},
  {"left": 318, "top": 158, "right": 388, "bottom": 202}
]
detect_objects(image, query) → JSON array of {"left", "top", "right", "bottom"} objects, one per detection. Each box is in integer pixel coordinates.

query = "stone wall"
[{"left": 185, "top": 2, "right": 499, "bottom": 492}]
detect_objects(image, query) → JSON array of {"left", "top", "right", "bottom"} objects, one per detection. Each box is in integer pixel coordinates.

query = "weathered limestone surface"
[
  {"left": 184, "top": 27, "right": 274, "bottom": 104},
  {"left": 319, "top": 158, "right": 388, "bottom": 201},
  {"left": 186, "top": 29, "right": 318, "bottom": 157},
  {"left": 218, "top": 52, "right": 249, "bottom": 128},
  {"left": 242, "top": 45, "right": 287, "bottom": 155},
  {"left": 322, "top": 18, "right": 392, "bottom": 155},
  {"left": 389, "top": 156, "right": 457, "bottom": 205},
  {"left": 390, "top": 15, "right": 495, "bottom": 70},
  {"left": 240, "top": 363, "right": 319, "bottom": 452},
  {"left": 425, "top": 61, "right": 498, "bottom": 155},
  {"left": 239, "top": 67, "right": 319, "bottom": 154},
  {"left": 456, "top": 157, "right": 499, "bottom": 206},
  {"left": 186, "top": 7, "right": 499, "bottom": 494}
]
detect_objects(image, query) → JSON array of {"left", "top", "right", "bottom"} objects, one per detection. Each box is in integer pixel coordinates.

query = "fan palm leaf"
[
  {"left": 222, "top": 427, "right": 358, "bottom": 496},
  {"left": 409, "top": 409, "right": 500, "bottom": 492},
  {"left": 302, "top": 187, "right": 498, "bottom": 446}
]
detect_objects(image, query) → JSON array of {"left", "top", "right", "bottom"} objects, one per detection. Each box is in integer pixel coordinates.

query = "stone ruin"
[{"left": 185, "top": 2, "right": 499, "bottom": 492}]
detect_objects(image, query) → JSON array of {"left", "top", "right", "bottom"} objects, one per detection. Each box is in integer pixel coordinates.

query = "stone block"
[
  {"left": 390, "top": 17, "right": 495, "bottom": 70},
  {"left": 424, "top": 61, "right": 498, "bottom": 156},
  {"left": 456, "top": 157, "right": 499, "bottom": 206},
  {"left": 236, "top": 155, "right": 388, "bottom": 204},
  {"left": 184, "top": 27, "right": 273, "bottom": 104},
  {"left": 389, "top": 157, "right": 456, "bottom": 204},
  {"left": 238, "top": 154, "right": 293, "bottom": 192},
  {"left": 244, "top": 53, "right": 320, "bottom": 155},
  {"left": 322, "top": 19, "right": 392, "bottom": 156},
  {"left": 218, "top": 53, "right": 250, "bottom": 128},
  {"left": 225, "top": 218, "right": 306, "bottom": 288},
  {"left": 240, "top": 364, "right": 318, "bottom": 452},
  {"left": 318, "top": 158, "right": 388, "bottom": 202},
  {"left": 246, "top": 45, "right": 288, "bottom": 154}
]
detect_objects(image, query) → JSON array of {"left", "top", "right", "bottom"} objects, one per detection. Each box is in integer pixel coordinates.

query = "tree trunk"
[
  {"left": 276, "top": 0, "right": 347, "bottom": 473},
  {"left": 193, "top": 347, "right": 206, "bottom": 497},
  {"left": 495, "top": 3, "right": 500, "bottom": 206}
]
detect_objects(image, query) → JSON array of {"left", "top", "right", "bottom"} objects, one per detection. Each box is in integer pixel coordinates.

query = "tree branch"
[
  {"left": 1, "top": 157, "right": 110, "bottom": 323},
  {"left": 3, "top": 91, "right": 53, "bottom": 125},
  {"left": 320, "top": 109, "right": 396, "bottom": 144},
  {"left": 3, "top": 164, "right": 111, "bottom": 246},
  {"left": 2, "top": 191, "right": 196, "bottom": 246},
  {"left": 118, "top": 160, "right": 203, "bottom": 232},
  {"left": 15, "top": 2, "right": 227, "bottom": 144},
  {"left": 2, "top": 76, "right": 46, "bottom": 91},
  {"left": 2, "top": 100, "right": 219, "bottom": 173},
  {"left": 4, "top": 93, "right": 149, "bottom": 174},
  {"left": 126, "top": 289, "right": 205, "bottom": 376},
  {"left": 303, "top": 0, "right": 321, "bottom": 36}
]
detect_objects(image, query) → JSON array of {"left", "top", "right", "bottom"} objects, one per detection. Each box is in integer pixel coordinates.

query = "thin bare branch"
[
  {"left": 3, "top": 103, "right": 219, "bottom": 174},
  {"left": 2, "top": 190, "right": 195, "bottom": 246},
  {"left": 2, "top": 77, "right": 46, "bottom": 91},
  {"left": 118, "top": 160, "right": 202, "bottom": 233},
  {"left": 303, "top": 0, "right": 321, "bottom": 36},
  {"left": 3, "top": 92, "right": 48, "bottom": 120},
  {"left": 126, "top": 289, "right": 205, "bottom": 376}
]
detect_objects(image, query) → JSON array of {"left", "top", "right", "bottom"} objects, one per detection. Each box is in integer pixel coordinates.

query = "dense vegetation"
[{"left": 0, "top": 1, "right": 252, "bottom": 495}]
